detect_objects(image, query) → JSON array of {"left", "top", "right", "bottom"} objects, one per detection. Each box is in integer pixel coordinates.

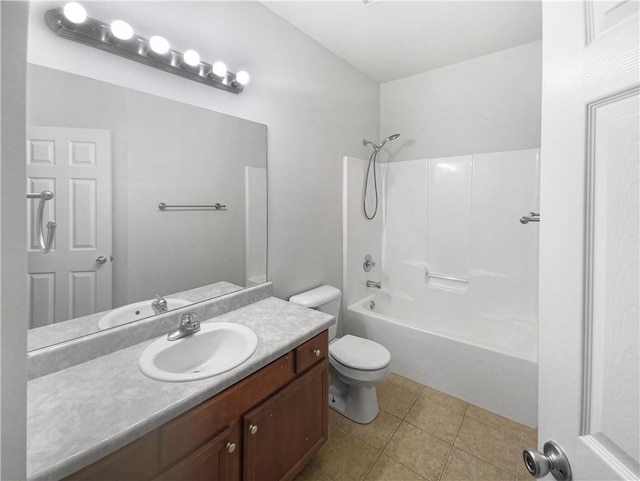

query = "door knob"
[
  {"left": 226, "top": 442, "right": 236, "bottom": 454},
  {"left": 96, "top": 256, "right": 107, "bottom": 265},
  {"left": 523, "top": 441, "right": 572, "bottom": 481},
  {"left": 313, "top": 349, "right": 321, "bottom": 357},
  {"left": 249, "top": 424, "right": 258, "bottom": 435}
]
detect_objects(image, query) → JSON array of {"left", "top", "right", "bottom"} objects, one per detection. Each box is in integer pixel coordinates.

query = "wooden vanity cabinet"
[
  {"left": 64, "top": 330, "right": 328, "bottom": 481},
  {"left": 156, "top": 422, "right": 241, "bottom": 481},
  {"left": 244, "top": 361, "right": 328, "bottom": 481}
]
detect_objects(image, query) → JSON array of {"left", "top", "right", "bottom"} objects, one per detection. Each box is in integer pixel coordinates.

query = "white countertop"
[{"left": 27, "top": 297, "right": 333, "bottom": 481}]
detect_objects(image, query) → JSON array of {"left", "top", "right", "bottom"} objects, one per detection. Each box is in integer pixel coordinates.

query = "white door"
[
  {"left": 539, "top": 1, "right": 639, "bottom": 480},
  {"left": 27, "top": 127, "right": 112, "bottom": 327}
]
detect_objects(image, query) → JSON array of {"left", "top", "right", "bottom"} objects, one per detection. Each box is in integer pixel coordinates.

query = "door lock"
[{"left": 523, "top": 440, "right": 572, "bottom": 481}]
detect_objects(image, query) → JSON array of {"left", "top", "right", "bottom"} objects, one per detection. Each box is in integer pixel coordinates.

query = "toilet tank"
[{"left": 289, "top": 285, "right": 341, "bottom": 340}]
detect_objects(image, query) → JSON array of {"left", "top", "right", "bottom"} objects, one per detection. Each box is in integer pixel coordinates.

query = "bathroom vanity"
[
  {"left": 65, "top": 331, "right": 328, "bottom": 481},
  {"left": 27, "top": 287, "right": 334, "bottom": 481}
]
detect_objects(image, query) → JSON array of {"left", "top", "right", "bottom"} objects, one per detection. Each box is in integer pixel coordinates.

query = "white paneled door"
[
  {"left": 539, "top": 1, "right": 638, "bottom": 480},
  {"left": 27, "top": 127, "right": 112, "bottom": 328}
]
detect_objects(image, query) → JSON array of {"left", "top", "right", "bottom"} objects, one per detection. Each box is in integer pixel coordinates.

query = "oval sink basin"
[
  {"left": 138, "top": 322, "right": 258, "bottom": 382},
  {"left": 98, "top": 298, "right": 192, "bottom": 330}
]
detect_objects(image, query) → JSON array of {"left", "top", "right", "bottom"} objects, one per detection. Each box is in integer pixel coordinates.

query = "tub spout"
[{"left": 366, "top": 280, "right": 381, "bottom": 289}]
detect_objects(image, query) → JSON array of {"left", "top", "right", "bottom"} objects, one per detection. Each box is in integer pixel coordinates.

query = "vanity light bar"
[{"left": 45, "top": 5, "right": 249, "bottom": 94}]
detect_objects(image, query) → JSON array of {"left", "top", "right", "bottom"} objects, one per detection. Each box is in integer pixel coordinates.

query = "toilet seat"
[{"left": 329, "top": 335, "right": 391, "bottom": 371}]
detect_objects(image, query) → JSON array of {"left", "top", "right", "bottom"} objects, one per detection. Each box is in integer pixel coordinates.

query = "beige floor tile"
[
  {"left": 465, "top": 404, "right": 526, "bottom": 439},
  {"left": 364, "top": 454, "right": 427, "bottom": 481},
  {"left": 405, "top": 396, "right": 464, "bottom": 443},
  {"left": 384, "top": 422, "right": 451, "bottom": 481},
  {"left": 520, "top": 426, "right": 538, "bottom": 449},
  {"left": 329, "top": 408, "right": 347, "bottom": 426},
  {"left": 516, "top": 452, "right": 537, "bottom": 481},
  {"left": 294, "top": 462, "right": 334, "bottom": 481},
  {"left": 377, "top": 381, "right": 419, "bottom": 419},
  {"left": 454, "top": 416, "right": 520, "bottom": 473},
  {"left": 331, "top": 409, "right": 403, "bottom": 450},
  {"left": 441, "top": 447, "right": 512, "bottom": 481},
  {"left": 387, "top": 373, "right": 425, "bottom": 395},
  {"left": 420, "top": 386, "right": 469, "bottom": 416},
  {"left": 311, "top": 429, "right": 380, "bottom": 481}
]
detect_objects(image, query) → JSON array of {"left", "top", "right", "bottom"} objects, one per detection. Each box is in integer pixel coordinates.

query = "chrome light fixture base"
[{"left": 45, "top": 8, "right": 245, "bottom": 94}]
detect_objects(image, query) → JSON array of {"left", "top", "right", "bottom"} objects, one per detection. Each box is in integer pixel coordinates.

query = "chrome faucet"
[
  {"left": 167, "top": 312, "right": 200, "bottom": 341},
  {"left": 152, "top": 294, "right": 168, "bottom": 314},
  {"left": 366, "top": 280, "right": 381, "bottom": 289}
]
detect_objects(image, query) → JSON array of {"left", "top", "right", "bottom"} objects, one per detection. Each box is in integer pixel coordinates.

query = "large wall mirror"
[{"left": 27, "top": 64, "right": 267, "bottom": 351}]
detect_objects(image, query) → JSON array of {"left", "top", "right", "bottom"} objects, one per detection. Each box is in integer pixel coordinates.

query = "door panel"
[{"left": 539, "top": 1, "right": 639, "bottom": 479}]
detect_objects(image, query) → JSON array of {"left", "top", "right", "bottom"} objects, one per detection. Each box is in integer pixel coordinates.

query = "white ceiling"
[{"left": 262, "top": 1, "right": 542, "bottom": 83}]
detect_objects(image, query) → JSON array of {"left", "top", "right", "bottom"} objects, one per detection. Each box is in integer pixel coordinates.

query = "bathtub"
[{"left": 344, "top": 292, "right": 538, "bottom": 427}]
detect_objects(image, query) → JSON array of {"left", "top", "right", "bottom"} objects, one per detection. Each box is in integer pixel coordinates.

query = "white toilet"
[{"left": 289, "top": 285, "right": 391, "bottom": 424}]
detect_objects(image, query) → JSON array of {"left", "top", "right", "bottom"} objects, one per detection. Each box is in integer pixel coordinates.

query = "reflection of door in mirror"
[{"left": 27, "top": 126, "right": 112, "bottom": 328}]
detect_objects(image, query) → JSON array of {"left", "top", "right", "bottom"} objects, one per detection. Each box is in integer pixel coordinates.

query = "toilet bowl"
[{"left": 289, "top": 285, "right": 391, "bottom": 424}]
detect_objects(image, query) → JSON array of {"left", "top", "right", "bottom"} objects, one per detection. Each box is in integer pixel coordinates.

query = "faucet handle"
[{"left": 180, "top": 312, "right": 200, "bottom": 333}]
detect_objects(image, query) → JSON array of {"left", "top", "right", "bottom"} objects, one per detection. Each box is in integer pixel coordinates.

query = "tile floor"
[{"left": 295, "top": 373, "right": 537, "bottom": 481}]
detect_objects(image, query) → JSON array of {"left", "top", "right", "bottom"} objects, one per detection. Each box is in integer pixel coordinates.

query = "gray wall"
[
  {"left": 381, "top": 41, "right": 542, "bottom": 160},
  {"left": 1, "top": 3, "right": 28, "bottom": 479}
]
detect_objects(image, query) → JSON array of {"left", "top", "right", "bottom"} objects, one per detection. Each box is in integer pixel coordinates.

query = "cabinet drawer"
[
  {"left": 160, "top": 353, "right": 294, "bottom": 468},
  {"left": 295, "top": 330, "right": 328, "bottom": 373}
]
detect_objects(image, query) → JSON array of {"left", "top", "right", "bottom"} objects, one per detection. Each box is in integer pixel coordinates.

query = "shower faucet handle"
[{"left": 363, "top": 255, "right": 376, "bottom": 272}]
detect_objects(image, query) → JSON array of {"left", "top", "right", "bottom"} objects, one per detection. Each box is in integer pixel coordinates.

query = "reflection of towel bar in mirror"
[
  {"left": 27, "top": 190, "right": 57, "bottom": 254},
  {"left": 158, "top": 202, "right": 227, "bottom": 210}
]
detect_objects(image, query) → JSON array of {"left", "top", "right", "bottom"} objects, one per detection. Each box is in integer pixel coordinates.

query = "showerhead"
[
  {"left": 379, "top": 133, "right": 400, "bottom": 147},
  {"left": 362, "top": 133, "right": 400, "bottom": 152}
]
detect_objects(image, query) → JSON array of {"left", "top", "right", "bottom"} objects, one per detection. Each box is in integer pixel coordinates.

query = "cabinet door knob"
[
  {"left": 313, "top": 349, "right": 321, "bottom": 357},
  {"left": 249, "top": 424, "right": 258, "bottom": 435},
  {"left": 226, "top": 442, "right": 236, "bottom": 454}
]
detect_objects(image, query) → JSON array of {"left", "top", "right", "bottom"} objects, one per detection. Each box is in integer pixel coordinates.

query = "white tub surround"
[
  {"left": 27, "top": 295, "right": 333, "bottom": 481},
  {"left": 343, "top": 149, "right": 539, "bottom": 427}
]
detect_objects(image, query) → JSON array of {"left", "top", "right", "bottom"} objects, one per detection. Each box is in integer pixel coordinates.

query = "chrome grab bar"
[
  {"left": 158, "top": 202, "right": 226, "bottom": 210},
  {"left": 520, "top": 212, "right": 540, "bottom": 224},
  {"left": 27, "top": 191, "right": 57, "bottom": 254},
  {"left": 425, "top": 268, "right": 468, "bottom": 284}
]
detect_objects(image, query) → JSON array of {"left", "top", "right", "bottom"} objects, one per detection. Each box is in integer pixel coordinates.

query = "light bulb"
[
  {"left": 63, "top": 2, "right": 87, "bottom": 24},
  {"left": 110, "top": 20, "right": 133, "bottom": 40},
  {"left": 235, "top": 71, "right": 250, "bottom": 86},
  {"left": 211, "top": 61, "right": 227, "bottom": 78},
  {"left": 149, "top": 36, "right": 170, "bottom": 55},
  {"left": 183, "top": 50, "right": 200, "bottom": 67}
]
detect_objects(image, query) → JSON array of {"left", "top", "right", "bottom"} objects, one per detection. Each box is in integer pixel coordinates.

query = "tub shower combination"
[{"left": 344, "top": 148, "right": 540, "bottom": 427}]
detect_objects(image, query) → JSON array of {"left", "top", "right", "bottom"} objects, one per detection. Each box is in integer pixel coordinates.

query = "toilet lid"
[{"left": 329, "top": 335, "right": 391, "bottom": 370}]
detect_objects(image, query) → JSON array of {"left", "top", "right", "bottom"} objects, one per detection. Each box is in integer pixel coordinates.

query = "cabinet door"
[
  {"left": 243, "top": 361, "right": 328, "bottom": 481},
  {"left": 156, "top": 422, "right": 241, "bottom": 481}
]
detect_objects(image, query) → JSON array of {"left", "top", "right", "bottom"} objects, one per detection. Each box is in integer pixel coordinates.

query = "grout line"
[{"left": 437, "top": 403, "right": 470, "bottom": 481}]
